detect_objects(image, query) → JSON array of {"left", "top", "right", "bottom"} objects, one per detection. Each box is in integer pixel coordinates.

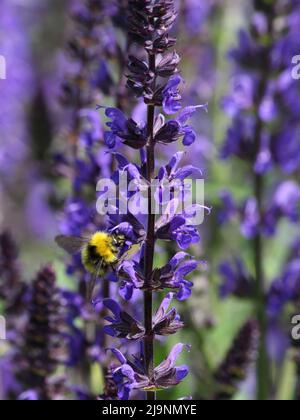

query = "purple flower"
[
  {"left": 154, "top": 120, "right": 182, "bottom": 144},
  {"left": 240, "top": 198, "right": 260, "bottom": 239},
  {"left": 103, "top": 299, "right": 145, "bottom": 340},
  {"left": 153, "top": 293, "right": 184, "bottom": 335},
  {"left": 162, "top": 150, "right": 203, "bottom": 181},
  {"left": 254, "top": 132, "right": 272, "bottom": 174},
  {"left": 18, "top": 390, "right": 39, "bottom": 401},
  {"left": 78, "top": 109, "right": 103, "bottom": 147},
  {"left": 111, "top": 343, "right": 190, "bottom": 399},
  {"left": 155, "top": 209, "right": 201, "bottom": 250},
  {"left": 103, "top": 293, "right": 183, "bottom": 339},
  {"left": 155, "top": 252, "right": 199, "bottom": 301},
  {"left": 173, "top": 225, "right": 201, "bottom": 250},
  {"left": 221, "top": 115, "right": 256, "bottom": 163},
  {"left": 108, "top": 212, "right": 146, "bottom": 244},
  {"left": 266, "top": 322, "right": 290, "bottom": 363},
  {"left": 221, "top": 4, "right": 300, "bottom": 176},
  {"left": 184, "top": 0, "right": 211, "bottom": 34},
  {"left": 102, "top": 107, "right": 147, "bottom": 150},
  {"left": 162, "top": 75, "right": 183, "bottom": 114},
  {"left": 0, "top": 356, "right": 21, "bottom": 399},
  {"left": 153, "top": 343, "right": 190, "bottom": 388},
  {"left": 118, "top": 252, "right": 198, "bottom": 302},
  {"left": 218, "top": 190, "right": 238, "bottom": 224},
  {"left": 117, "top": 261, "right": 144, "bottom": 301},
  {"left": 229, "top": 30, "right": 264, "bottom": 69},
  {"left": 0, "top": 0, "right": 34, "bottom": 178},
  {"left": 265, "top": 181, "right": 300, "bottom": 235},
  {"left": 268, "top": 259, "right": 300, "bottom": 319},
  {"left": 177, "top": 105, "right": 208, "bottom": 146},
  {"left": 60, "top": 198, "right": 93, "bottom": 237},
  {"left": 267, "top": 278, "right": 288, "bottom": 320},
  {"left": 92, "top": 59, "right": 114, "bottom": 95},
  {"left": 218, "top": 0, "right": 300, "bottom": 400},
  {"left": 272, "top": 125, "right": 300, "bottom": 173},
  {"left": 219, "top": 259, "right": 253, "bottom": 299},
  {"left": 221, "top": 74, "right": 256, "bottom": 117}
]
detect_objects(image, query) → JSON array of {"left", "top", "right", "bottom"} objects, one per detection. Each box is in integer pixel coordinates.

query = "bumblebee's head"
[{"left": 112, "top": 233, "right": 126, "bottom": 248}]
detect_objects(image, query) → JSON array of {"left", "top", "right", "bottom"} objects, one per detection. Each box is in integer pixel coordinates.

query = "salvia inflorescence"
[{"left": 98, "top": 0, "right": 208, "bottom": 400}]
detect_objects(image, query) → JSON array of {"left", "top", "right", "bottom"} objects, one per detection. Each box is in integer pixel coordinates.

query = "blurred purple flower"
[
  {"left": 268, "top": 259, "right": 300, "bottom": 319},
  {"left": 264, "top": 181, "right": 300, "bottom": 236},
  {"left": 266, "top": 322, "right": 290, "bottom": 363},
  {"left": 218, "top": 190, "right": 238, "bottom": 225},
  {"left": 183, "top": 0, "right": 212, "bottom": 34},
  {"left": 0, "top": 0, "right": 34, "bottom": 178},
  {"left": 219, "top": 259, "right": 253, "bottom": 299},
  {"left": 240, "top": 197, "right": 260, "bottom": 239}
]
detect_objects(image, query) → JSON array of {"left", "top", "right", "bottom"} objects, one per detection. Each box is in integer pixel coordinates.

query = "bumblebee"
[{"left": 55, "top": 231, "right": 129, "bottom": 299}]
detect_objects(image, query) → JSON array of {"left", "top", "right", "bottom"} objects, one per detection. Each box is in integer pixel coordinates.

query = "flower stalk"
[
  {"left": 102, "top": 0, "right": 205, "bottom": 400},
  {"left": 144, "top": 50, "right": 157, "bottom": 400}
]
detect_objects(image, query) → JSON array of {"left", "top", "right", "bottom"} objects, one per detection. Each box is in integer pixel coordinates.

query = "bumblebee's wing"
[
  {"left": 117, "top": 243, "right": 141, "bottom": 266},
  {"left": 55, "top": 235, "right": 88, "bottom": 255}
]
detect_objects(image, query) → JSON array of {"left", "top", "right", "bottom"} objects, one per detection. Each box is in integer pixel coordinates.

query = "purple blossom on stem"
[
  {"left": 162, "top": 75, "right": 183, "bottom": 114},
  {"left": 103, "top": 299, "right": 145, "bottom": 340},
  {"left": 111, "top": 343, "right": 190, "bottom": 399},
  {"left": 118, "top": 252, "right": 199, "bottom": 302},
  {"left": 152, "top": 293, "right": 184, "bottom": 335}
]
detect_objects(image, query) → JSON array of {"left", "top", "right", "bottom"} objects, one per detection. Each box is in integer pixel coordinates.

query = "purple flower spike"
[{"left": 80, "top": 0, "right": 210, "bottom": 401}]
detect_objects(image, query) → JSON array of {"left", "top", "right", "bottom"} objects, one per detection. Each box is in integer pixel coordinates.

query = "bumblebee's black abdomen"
[
  {"left": 87, "top": 245, "right": 100, "bottom": 265},
  {"left": 82, "top": 244, "right": 105, "bottom": 275}
]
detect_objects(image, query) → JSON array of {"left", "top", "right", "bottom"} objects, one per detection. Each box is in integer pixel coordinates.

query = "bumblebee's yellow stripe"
[{"left": 90, "top": 232, "right": 117, "bottom": 264}]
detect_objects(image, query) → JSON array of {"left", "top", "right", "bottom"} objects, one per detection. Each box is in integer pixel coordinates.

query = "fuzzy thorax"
[{"left": 90, "top": 232, "right": 118, "bottom": 264}]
